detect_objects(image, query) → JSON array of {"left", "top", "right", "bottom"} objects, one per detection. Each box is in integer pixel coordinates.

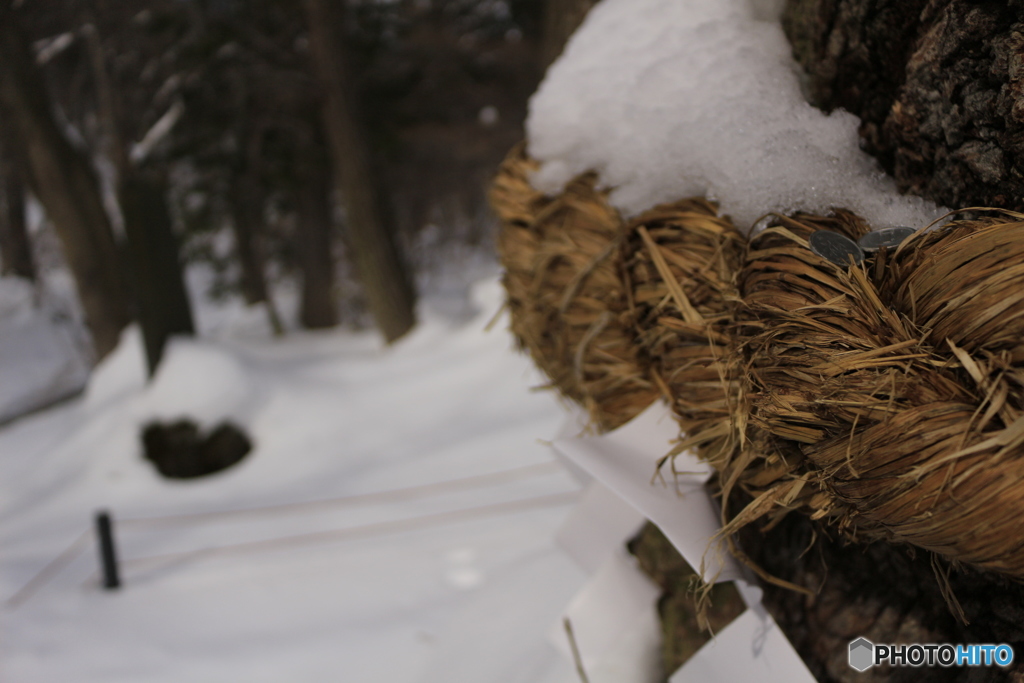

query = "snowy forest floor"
[{"left": 0, "top": 264, "right": 590, "bottom": 683}]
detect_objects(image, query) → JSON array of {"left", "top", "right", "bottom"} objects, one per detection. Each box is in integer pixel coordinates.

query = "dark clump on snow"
[{"left": 141, "top": 419, "right": 252, "bottom": 479}]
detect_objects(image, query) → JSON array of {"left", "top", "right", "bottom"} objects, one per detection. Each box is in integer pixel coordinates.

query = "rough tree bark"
[
  {"left": 303, "top": 0, "right": 416, "bottom": 344},
  {"left": 0, "top": 124, "right": 34, "bottom": 281},
  {"left": 0, "top": 0, "right": 130, "bottom": 359},
  {"left": 84, "top": 20, "right": 194, "bottom": 376},
  {"left": 783, "top": 0, "right": 1024, "bottom": 212},
  {"left": 738, "top": 507, "right": 1024, "bottom": 683}
]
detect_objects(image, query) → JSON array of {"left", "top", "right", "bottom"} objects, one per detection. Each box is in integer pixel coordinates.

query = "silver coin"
[
  {"left": 857, "top": 227, "right": 916, "bottom": 252},
  {"left": 808, "top": 230, "right": 864, "bottom": 267}
]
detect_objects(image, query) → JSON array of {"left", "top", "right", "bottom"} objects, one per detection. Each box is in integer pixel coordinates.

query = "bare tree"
[
  {"left": 0, "top": 0, "right": 129, "bottom": 359},
  {"left": 302, "top": 0, "right": 416, "bottom": 343}
]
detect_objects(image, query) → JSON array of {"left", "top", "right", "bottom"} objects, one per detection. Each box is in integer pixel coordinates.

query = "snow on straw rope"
[{"left": 492, "top": 146, "right": 1024, "bottom": 582}]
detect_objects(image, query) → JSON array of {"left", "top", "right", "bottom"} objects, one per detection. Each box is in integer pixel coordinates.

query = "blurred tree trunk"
[
  {"left": 294, "top": 142, "right": 338, "bottom": 330},
  {"left": 542, "top": 0, "right": 599, "bottom": 67},
  {"left": 0, "top": 126, "right": 34, "bottom": 281},
  {"left": 229, "top": 167, "right": 271, "bottom": 308},
  {"left": 83, "top": 20, "right": 194, "bottom": 376},
  {"left": 0, "top": 1, "right": 130, "bottom": 359},
  {"left": 303, "top": 0, "right": 416, "bottom": 343},
  {"left": 228, "top": 109, "right": 283, "bottom": 336},
  {"left": 228, "top": 153, "right": 284, "bottom": 335},
  {"left": 117, "top": 170, "right": 195, "bottom": 374}
]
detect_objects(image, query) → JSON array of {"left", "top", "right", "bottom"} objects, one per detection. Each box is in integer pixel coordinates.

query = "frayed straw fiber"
[{"left": 492, "top": 145, "right": 1024, "bottom": 581}]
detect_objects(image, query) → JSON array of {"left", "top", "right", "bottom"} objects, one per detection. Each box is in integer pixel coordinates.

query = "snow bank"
[
  {"left": 526, "top": 0, "right": 944, "bottom": 232},
  {"left": 0, "top": 277, "right": 91, "bottom": 425},
  {"left": 0, "top": 275, "right": 588, "bottom": 683},
  {"left": 136, "top": 341, "right": 253, "bottom": 427}
]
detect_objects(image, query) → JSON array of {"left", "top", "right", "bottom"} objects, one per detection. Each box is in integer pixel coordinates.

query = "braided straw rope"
[
  {"left": 492, "top": 145, "right": 1024, "bottom": 581},
  {"left": 494, "top": 145, "right": 660, "bottom": 429}
]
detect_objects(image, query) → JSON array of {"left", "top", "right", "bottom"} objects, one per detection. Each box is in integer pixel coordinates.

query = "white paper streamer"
[
  {"left": 550, "top": 402, "right": 740, "bottom": 582},
  {"left": 547, "top": 549, "right": 663, "bottom": 683},
  {"left": 555, "top": 481, "right": 647, "bottom": 573},
  {"left": 548, "top": 402, "right": 816, "bottom": 683},
  {"left": 670, "top": 601, "right": 814, "bottom": 683}
]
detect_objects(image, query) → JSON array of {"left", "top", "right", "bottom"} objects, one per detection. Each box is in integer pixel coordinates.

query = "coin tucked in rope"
[
  {"left": 858, "top": 227, "right": 916, "bottom": 252},
  {"left": 808, "top": 230, "right": 864, "bottom": 266}
]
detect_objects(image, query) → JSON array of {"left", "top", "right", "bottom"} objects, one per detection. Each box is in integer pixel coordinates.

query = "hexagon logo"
[{"left": 849, "top": 638, "right": 874, "bottom": 672}]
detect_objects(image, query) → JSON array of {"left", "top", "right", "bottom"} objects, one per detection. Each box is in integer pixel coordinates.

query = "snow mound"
[
  {"left": 0, "top": 277, "right": 91, "bottom": 424},
  {"left": 136, "top": 339, "right": 253, "bottom": 427},
  {"left": 526, "top": 0, "right": 944, "bottom": 232}
]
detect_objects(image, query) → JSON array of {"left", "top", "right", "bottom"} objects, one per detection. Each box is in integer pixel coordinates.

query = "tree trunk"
[
  {"left": 541, "top": 0, "right": 600, "bottom": 67},
  {"left": 118, "top": 170, "right": 195, "bottom": 375},
  {"left": 736, "top": 504, "right": 1024, "bottom": 682},
  {"left": 229, "top": 166, "right": 270, "bottom": 308},
  {"left": 783, "top": 0, "right": 1024, "bottom": 212},
  {"left": 0, "top": 126, "right": 34, "bottom": 281},
  {"left": 227, "top": 159, "right": 283, "bottom": 336},
  {"left": 303, "top": 0, "right": 416, "bottom": 344},
  {"left": 294, "top": 147, "right": 338, "bottom": 330},
  {"left": 84, "top": 19, "right": 194, "bottom": 375},
  {"left": 228, "top": 164, "right": 284, "bottom": 336},
  {"left": 0, "top": 1, "right": 130, "bottom": 359}
]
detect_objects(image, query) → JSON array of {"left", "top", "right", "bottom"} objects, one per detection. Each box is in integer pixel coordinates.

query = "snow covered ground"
[
  {"left": 0, "top": 275, "right": 591, "bottom": 683},
  {"left": 0, "top": 276, "right": 91, "bottom": 426}
]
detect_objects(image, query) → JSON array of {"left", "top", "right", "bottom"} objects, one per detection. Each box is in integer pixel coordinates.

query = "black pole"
[{"left": 94, "top": 510, "right": 120, "bottom": 590}]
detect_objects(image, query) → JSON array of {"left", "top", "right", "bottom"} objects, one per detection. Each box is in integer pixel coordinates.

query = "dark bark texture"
[
  {"left": 783, "top": 0, "right": 1024, "bottom": 211},
  {"left": 737, "top": 508, "right": 1024, "bottom": 683}
]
